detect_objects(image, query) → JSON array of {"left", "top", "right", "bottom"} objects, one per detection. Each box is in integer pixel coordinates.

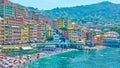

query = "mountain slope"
[{"left": 40, "top": 1, "right": 120, "bottom": 24}]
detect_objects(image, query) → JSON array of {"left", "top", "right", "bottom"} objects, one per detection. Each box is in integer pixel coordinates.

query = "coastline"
[
  {"left": 83, "top": 45, "right": 109, "bottom": 50},
  {"left": 0, "top": 46, "right": 108, "bottom": 68},
  {"left": 17, "top": 49, "right": 77, "bottom": 68}
]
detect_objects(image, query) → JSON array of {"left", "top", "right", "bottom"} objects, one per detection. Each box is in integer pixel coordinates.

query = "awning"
[{"left": 21, "top": 46, "right": 32, "bottom": 50}]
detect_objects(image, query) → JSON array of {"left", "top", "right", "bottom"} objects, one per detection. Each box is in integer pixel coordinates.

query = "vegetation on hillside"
[{"left": 40, "top": 1, "right": 120, "bottom": 24}]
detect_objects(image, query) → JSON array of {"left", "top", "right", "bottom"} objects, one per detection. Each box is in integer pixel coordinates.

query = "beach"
[
  {"left": 0, "top": 45, "right": 108, "bottom": 68},
  {"left": 0, "top": 49, "right": 77, "bottom": 68}
]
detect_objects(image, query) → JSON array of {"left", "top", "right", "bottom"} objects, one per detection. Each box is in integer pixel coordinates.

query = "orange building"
[
  {"left": 0, "top": 18, "right": 4, "bottom": 44},
  {"left": 11, "top": 25, "right": 21, "bottom": 43},
  {"left": 95, "top": 35, "right": 103, "bottom": 45},
  {"left": 37, "top": 24, "right": 42, "bottom": 41}
]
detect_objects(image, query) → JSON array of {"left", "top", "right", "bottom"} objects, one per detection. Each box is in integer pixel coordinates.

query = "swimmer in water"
[
  {"left": 47, "top": 62, "right": 50, "bottom": 64},
  {"left": 71, "top": 56, "right": 75, "bottom": 58},
  {"left": 36, "top": 61, "right": 40, "bottom": 64}
]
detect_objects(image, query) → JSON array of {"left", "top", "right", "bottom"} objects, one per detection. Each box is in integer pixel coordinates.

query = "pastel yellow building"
[
  {"left": 57, "top": 18, "right": 63, "bottom": 28},
  {"left": 46, "top": 24, "right": 53, "bottom": 38},
  {"left": 29, "top": 23, "right": 34, "bottom": 41},
  {"left": 57, "top": 18, "right": 68, "bottom": 28},
  {"left": 21, "top": 24, "right": 29, "bottom": 42},
  {"left": 68, "top": 21, "right": 76, "bottom": 29},
  {"left": 4, "top": 24, "right": 12, "bottom": 44},
  {"left": 68, "top": 30, "right": 79, "bottom": 42}
]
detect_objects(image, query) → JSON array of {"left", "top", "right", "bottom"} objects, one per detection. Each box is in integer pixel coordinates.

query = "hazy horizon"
[{"left": 10, "top": 0, "right": 120, "bottom": 10}]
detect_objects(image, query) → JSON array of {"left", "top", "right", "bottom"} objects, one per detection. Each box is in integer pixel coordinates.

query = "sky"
[{"left": 10, "top": 0, "right": 120, "bottom": 10}]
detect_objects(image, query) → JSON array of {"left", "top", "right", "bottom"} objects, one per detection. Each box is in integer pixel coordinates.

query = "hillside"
[{"left": 40, "top": 1, "right": 120, "bottom": 24}]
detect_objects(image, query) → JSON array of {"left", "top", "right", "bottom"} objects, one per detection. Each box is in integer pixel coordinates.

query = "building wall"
[
  {"left": 57, "top": 18, "right": 68, "bottom": 28},
  {"left": 53, "top": 34, "right": 60, "bottom": 42},
  {"left": 0, "top": 4, "right": 15, "bottom": 18},
  {"left": 68, "top": 30, "right": 79, "bottom": 42},
  {"left": 21, "top": 24, "right": 29, "bottom": 42},
  {"left": 37, "top": 24, "right": 42, "bottom": 40},
  {"left": 0, "top": 18, "right": 4, "bottom": 43},
  {"left": 46, "top": 24, "right": 53, "bottom": 38},
  {"left": 0, "top": 0, "right": 9, "bottom": 4},
  {"left": 11, "top": 25, "right": 21, "bottom": 43},
  {"left": 95, "top": 35, "right": 103, "bottom": 45},
  {"left": 33, "top": 24, "right": 38, "bottom": 40},
  {"left": 29, "top": 23, "right": 34, "bottom": 41},
  {"left": 102, "top": 39, "right": 120, "bottom": 47},
  {"left": 68, "top": 21, "right": 76, "bottom": 29},
  {"left": 14, "top": 4, "right": 25, "bottom": 17},
  {"left": 4, "top": 24, "right": 12, "bottom": 43}
]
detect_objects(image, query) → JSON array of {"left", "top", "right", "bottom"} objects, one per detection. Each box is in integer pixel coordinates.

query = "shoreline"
[
  {"left": 0, "top": 46, "right": 108, "bottom": 68},
  {"left": 83, "top": 45, "right": 109, "bottom": 50},
  {"left": 16, "top": 49, "right": 77, "bottom": 68}
]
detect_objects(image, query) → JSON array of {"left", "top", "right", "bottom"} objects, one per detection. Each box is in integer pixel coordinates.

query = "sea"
[{"left": 27, "top": 48, "right": 120, "bottom": 68}]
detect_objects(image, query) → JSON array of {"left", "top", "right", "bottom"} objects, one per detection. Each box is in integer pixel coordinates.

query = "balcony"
[
  {"left": 0, "top": 38, "right": 4, "bottom": 40},
  {"left": 0, "top": 28, "right": 4, "bottom": 30}
]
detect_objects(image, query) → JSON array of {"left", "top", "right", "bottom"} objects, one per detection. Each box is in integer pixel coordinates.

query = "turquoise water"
[{"left": 28, "top": 48, "right": 120, "bottom": 68}]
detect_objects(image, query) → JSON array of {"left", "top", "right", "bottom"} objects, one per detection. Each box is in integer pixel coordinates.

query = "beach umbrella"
[
  {"left": 1, "top": 42, "right": 4, "bottom": 45},
  {"left": 6, "top": 42, "right": 10, "bottom": 45}
]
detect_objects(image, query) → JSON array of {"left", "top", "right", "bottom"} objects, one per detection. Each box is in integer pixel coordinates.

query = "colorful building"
[
  {"left": 102, "top": 31, "right": 120, "bottom": 47},
  {"left": 41, "top": 22, "right": 47, "bottom": 41},
  {"left": 37, "top": 24, "right": 42, "bottom": 41},
  {"left": 21, "top": 24, "right": 29, "bottom": 43},
  {"left": 68, "top": 29, "right": 79, "bottom": 42},
  {"left": 53, "top": 34, "right": 60, "bottom": 42},
  {"left": 94, "top": 35, "right": 103, "bottom": 45},
  {"left": 0, "top": 0, "right": 9, "bottom": 4},
  {"left": 68, "top": 21, "right": 76, "bottom": 29},
  {"left": 63, "top": 31, "right": 68, "bottom": 38},
  {"left": 81, "top": 28, "right": 95, "bottom": 46},
  {"left": 46, "top": 24, "right": 53, "bottom": 38},
  {"left": 57, "top": 18, "right": 68, "bottom": 28},
  {"left": 0, "top": 17, "right": 4, "bottom": 44},
  {"left": 4, "top": 23, "right": 12, "bottom": 44},
  {"left": 11, "top": 25, "right": 21, "bottom": 44},
  {"left": 13, "top": 4, "right": 25, "bottom": 17},
  {"left": 33, "top": 24, "right": 38, "bottom": 41},
  {"left": 27, "top": 10, "right": 35, "bottom": 20},
  {"left": 28, "top": 23, "right": 34, "bottom": 42},
  {"left": 0, "top": 4, "right": 15, "bottom": 18}
]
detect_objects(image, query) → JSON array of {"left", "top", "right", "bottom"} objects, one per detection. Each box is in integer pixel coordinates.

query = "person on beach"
[{"left": 37, "top": 54, "right": 40, "bottom": 59}]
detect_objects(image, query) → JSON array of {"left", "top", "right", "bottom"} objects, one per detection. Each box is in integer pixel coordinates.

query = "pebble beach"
[{"left": 0, "top": 49, "right": 77, "bottom": 68}]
